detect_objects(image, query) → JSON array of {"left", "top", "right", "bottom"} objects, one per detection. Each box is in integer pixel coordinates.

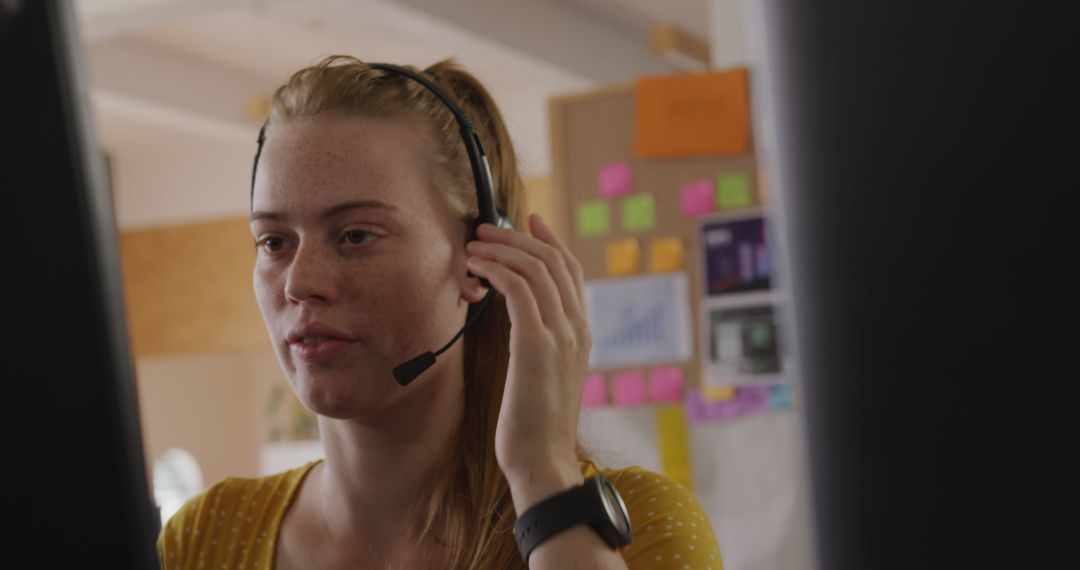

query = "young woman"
[{"left": 157, "top": 56, "right": 722, "bottom": 569}]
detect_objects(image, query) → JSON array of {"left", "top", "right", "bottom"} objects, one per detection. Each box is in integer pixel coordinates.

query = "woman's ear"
[{"left": 461, "top": 268, "right": 490, "bottom": 304}]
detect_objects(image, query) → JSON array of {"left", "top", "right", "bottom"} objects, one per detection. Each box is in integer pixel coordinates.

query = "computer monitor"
[
  {"left": 2, "top": 1, "right": 159, "bottom": 567},
  {"left": 759, "top": 1, "right": 1076, "bottom": 569}
]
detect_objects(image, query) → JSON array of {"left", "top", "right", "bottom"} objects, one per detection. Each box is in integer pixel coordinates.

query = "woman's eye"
[
  {"left": 257, "top": 237, "right": 285, "bottom": 253},
  {"left": 343, "top": 229, "right": 378, "bottom": 246}
]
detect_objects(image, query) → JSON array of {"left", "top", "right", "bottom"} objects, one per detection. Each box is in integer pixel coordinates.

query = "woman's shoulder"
[
  {"left": 156, "top": 460, "right": 321, "bottom": 569},
  {"left": 580, "top": 460, "right": 696, "bottom": 505},
  {"left": 580, "top": 461, "right": 725, "bottom": 569},
  {"left": 172, "top": 460, "right": 319, "bottom": 519}
]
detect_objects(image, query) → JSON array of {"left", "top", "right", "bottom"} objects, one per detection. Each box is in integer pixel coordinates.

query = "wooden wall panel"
[{"left": 119, "top": 217, "right": 267, "bottom": 357}]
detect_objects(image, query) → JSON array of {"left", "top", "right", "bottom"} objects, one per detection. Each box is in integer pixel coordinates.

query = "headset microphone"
[{"left": 391, "top": 288, "right": 496, "bottom": 386}]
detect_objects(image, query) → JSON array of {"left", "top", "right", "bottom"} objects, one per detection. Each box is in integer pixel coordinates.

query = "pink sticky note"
[
  {"left": 598, "top": 161, "right": 633, "bottom": 199},
  {"left": 582, "top": 373, "right": 608, "bottom": 408},
  {"left": 681, "top": 178, "right": 716, "bottom": 216},
  {"left": 649, "top": 366, "right": 684, "bottom": 403},
  {"left": 611, "top": 370, "right": 647, "bottom": 406}
]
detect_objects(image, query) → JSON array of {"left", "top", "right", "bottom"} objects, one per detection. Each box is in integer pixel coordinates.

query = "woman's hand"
[{"left": 464, "top": 213, "right": 591, "bottom": 510}]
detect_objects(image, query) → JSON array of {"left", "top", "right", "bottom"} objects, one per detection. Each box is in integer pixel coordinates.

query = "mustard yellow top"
[{"left": 158, "top": 460, "right": 723, "bottom": 569}]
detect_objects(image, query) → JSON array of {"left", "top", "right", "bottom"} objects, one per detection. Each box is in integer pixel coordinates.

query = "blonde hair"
[{"left": 264, "top": 55, "right": 586, "bottom": 568}]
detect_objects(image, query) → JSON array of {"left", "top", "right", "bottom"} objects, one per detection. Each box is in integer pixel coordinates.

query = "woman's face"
[{"left": 250, "top": 114, "right": 484, "bottom": 420}]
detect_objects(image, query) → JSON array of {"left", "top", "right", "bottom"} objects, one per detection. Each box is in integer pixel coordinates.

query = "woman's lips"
[
  {"left": 285, "top": 322, "right": 357, "bottom": 364},
  {"left": 289, "top": 338, "right": 355, "bottom": 364}
]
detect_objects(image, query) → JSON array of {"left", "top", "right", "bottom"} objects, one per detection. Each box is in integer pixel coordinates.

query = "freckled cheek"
[
  {"left": 252, "top": 267, "right": 287, "bottom": 317},
  {"left": 349, "top": 263, "right": 440, "bottom": 323},
  {"left": 343, "top": 267, "right": 416, "bottom": 314}
]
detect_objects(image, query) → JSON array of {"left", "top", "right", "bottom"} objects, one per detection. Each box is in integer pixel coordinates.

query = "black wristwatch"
[{"left": 513, "top": 474, "right": 633, "bottom": 562}]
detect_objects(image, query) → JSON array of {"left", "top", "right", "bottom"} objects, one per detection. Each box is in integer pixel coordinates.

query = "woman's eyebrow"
[{"left": 250, "top": 199, "right": 400, "bottom": 222}]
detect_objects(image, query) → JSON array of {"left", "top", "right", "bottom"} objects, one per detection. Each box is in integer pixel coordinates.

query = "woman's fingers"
[
  {"left": 527, "top": 213, "right": 588, "bottom": 317},
  {"left": 466, "top": 240, "right": 565, "bottom": 331},
  {"left": 473, "top": 215, "right": 586, "bottom": 324},
  {"left": 465, "top": 255, "right": 544, "bottom": 333}
]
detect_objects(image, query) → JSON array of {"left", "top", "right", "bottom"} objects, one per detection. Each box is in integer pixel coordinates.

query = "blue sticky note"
[{"left": 768, "top": 383, "right": 793, "bottom": 410}]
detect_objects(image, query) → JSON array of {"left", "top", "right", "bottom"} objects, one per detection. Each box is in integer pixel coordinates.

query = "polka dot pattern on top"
[
  {"left": 584, "top": 462, "right": 725, "bottom": 570},
  {"left": 158, "top": 460, "right": 723, "bottom": 569}
]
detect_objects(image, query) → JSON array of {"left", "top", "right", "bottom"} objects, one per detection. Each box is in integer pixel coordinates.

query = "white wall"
[{"left": 580, "top": 404, "right": 813, "bottom": 570}]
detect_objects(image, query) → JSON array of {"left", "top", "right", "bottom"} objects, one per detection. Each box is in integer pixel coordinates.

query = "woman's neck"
[{"left": 313, "top": 359, "right": 466, "bottom": 548}]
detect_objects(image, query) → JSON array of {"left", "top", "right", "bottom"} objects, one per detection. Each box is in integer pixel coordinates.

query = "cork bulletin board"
[
  {"left": 548, "top": 74, "right": 808, "bottom": 566},
  {"left": 549, "top": 76, "right": 766, "bottom": 411}
]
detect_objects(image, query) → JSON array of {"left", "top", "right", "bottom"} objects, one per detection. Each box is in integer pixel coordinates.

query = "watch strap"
[{"left": 514, "top": 478, "right": 605, "bottom": 562}]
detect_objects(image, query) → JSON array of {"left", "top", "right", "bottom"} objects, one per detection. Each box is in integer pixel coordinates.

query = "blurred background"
[{"left": 75, "top": 1, "right": 810, "bottom": 568}]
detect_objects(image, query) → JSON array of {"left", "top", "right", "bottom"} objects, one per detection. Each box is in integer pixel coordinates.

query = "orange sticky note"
[
  {"left": 648, "top": 237, "right": 684, "bottom": 273},
  {"left": 605, "top": 238, "right": 641, "bottom": 276},
  {"left": 634, "top": 68, "right": 750, "bottom": 158}
]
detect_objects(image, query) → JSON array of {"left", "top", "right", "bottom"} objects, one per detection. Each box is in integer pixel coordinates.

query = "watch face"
[{"left": 597, "top": 476, "right": 633, "bottom": 543}]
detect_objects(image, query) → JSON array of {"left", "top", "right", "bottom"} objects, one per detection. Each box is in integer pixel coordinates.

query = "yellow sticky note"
[
  {"left": 648, "top": 237, "right": 684, "bottom": 273},
  {"left": 654, "top": 405, "right": 693, "bottom": 490},
  {"left": 605, "top": 238, "right": 641, "bottom": 276},
  {"left": 703, "top": 386, "right": 736, "bottom": 402}
]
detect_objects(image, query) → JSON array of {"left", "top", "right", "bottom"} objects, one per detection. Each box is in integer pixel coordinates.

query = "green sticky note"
[
  {"left": 577, "top": 200, "right": 611, "bottom": 236},
  {"left": 717, "top": 172, "right": 752, "bottom": 209},
  {"left": 621, "top": 193, "right": 656, "bottom": 231}
]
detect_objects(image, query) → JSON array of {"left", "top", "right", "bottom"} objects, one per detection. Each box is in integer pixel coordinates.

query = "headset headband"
[{"left": 249, "top": 62, "right": 509, "bottom": 231}]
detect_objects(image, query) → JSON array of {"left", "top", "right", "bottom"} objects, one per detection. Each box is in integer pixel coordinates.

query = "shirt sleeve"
[
  {"left": 608, "top": 466, "right": 724, "bottom": 570},
  {"left": 157, "top": 501, "right": 190, "bottom": 569},
  {"left": 156, "top": 486, "right": 215, "bottom": 570}
]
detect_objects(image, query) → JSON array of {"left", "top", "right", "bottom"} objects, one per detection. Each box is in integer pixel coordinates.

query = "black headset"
[{"left": 250, "top": 62, "right": 514, "bottom": 387}]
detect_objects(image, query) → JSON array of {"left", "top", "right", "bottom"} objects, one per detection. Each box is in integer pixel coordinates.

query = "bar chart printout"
[{"left": 585, "top": 273, "right": 692, "bottom": 369}]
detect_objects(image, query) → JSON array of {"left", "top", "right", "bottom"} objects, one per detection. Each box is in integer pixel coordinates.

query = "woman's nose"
[{"left": 283, "top": 244, "right": 338, "bottom": 305}]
